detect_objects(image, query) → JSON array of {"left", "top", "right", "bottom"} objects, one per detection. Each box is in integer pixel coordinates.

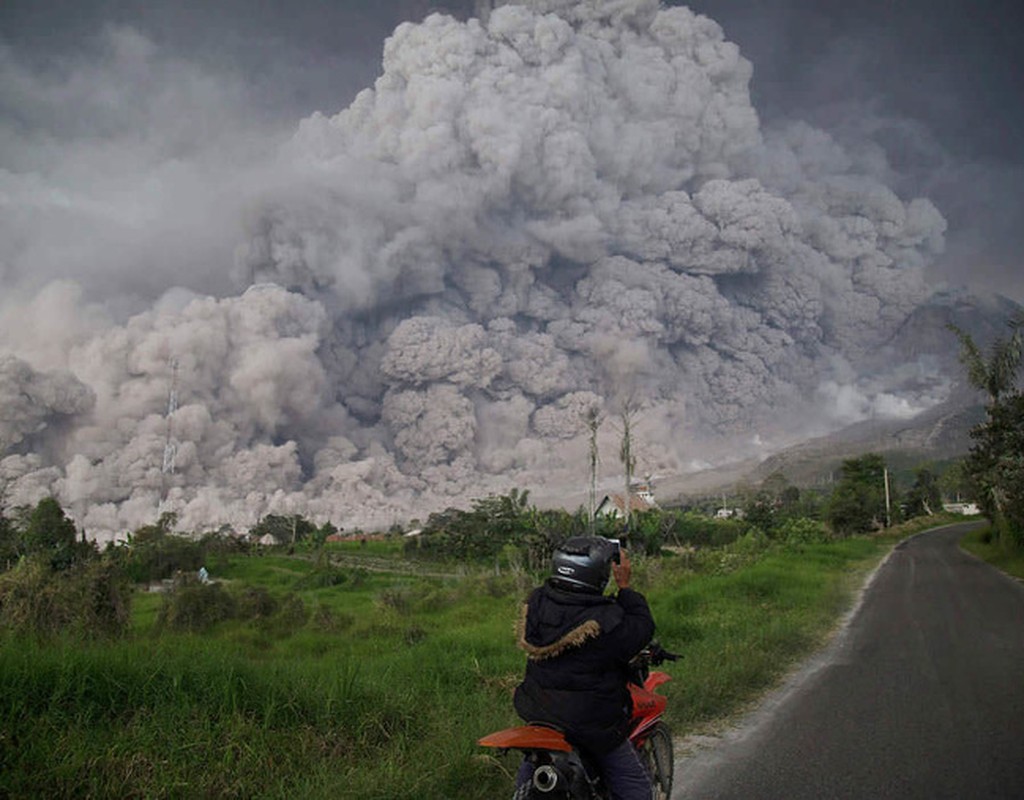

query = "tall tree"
[
  {"left": 618, "top": 397, "right": 640, "bottom": 534},
  {"left": 966, "top": 393, "right": 1024, "bottom": 548},
  {"left": 0, "top": 509, "right": 16, "bottom": 570},
  {"left": 947, "top": 314, "right": 1023, "bottom": 405},
  {"left": 583, "top": 404, "right": 603, "bottom": 533},
  {"left": 904, "top": 468, "right": 943, "bottom": 518},
  {"left": 21, "top": 496, "right": 84, "bottom": 570},
  {"left": 827, "top": 454, "right": 889, "bottom": 536},
  {"left": 23, "top": 497, "right": 77, "bottom": 555}
]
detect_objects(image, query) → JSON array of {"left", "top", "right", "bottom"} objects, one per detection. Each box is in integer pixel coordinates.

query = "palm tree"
[
  {"left": 948, "top": 312, "right": 1024, "bottom": 546},
  {"left": 947, "top": 312, "right": 1024, "bottom": 405}
]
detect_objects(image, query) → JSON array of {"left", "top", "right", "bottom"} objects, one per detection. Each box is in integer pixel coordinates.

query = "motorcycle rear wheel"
[{"left": 640, "top": 722, "right": 673, "bottom": 800}]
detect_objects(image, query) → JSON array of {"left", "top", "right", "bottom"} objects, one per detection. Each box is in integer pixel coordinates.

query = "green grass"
[
  {"left": 324, "top": 537, "right": 406, "bottom": 558},
  {"left": 0, "top": 529, "right": 913, "bottom": 799},
  {"left": 645, "top": 535, "right": 887, "bottom": 729},
  {"left": 960, "top": 525, "right": 1024, "bottom": 580},
  {"left": 1, "top": 569, "right": 524, "bottom": 798}
]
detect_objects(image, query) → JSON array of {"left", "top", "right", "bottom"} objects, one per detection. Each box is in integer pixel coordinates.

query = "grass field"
[{"left": 0, "top": 523, "right": 935, "bottom": 799}]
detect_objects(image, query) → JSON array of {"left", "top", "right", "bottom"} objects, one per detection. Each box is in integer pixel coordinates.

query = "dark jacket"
[{"left": 513, "top": 581, "right": 655, "bottom": 756}]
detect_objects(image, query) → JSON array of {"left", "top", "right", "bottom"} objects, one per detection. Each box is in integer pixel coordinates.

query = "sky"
[
  {"left": 682, "top": 0, "right": 1024, "bottom": 301},
  {"left": 4, "top": 0, "right": 1021, "bottom": 302},
  {"left": 1, "top": 0, "right": 1021, "bottom": 536}
]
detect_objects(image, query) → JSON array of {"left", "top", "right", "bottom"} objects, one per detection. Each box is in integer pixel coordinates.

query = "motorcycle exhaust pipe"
[{"left": 532, "top": 765, "right": 560, "bottom": 793}]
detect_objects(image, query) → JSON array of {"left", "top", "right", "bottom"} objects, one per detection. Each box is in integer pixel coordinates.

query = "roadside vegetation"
[
  {"left": 0, "top": 478, "right": 967, "bottom": 799},
  {"left": 960, "top": 526, "right": 1024, "bottom": 580},
  {"left": 948, "top": 312, "right": 1024, "bottom": 552},
  {"left": 945, "top": 311, "right": 1024, "bottom": 579}
]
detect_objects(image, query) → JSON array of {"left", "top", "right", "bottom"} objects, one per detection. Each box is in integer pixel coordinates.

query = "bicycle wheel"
[{"left": 640, "top": 722, "right": 673, "bottom": 800}]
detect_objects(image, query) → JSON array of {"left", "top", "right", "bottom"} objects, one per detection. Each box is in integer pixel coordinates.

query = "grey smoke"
[
  {"left": 0, "top": 0, "right": 958, "bottom": 537},
  {"left": 0, "top": 355, "right": 95, "bottom": 454}
]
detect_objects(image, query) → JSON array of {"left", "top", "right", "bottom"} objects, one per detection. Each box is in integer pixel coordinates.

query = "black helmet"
[{"left": 550, "top": 536, "right": 619, "bottom": 593}]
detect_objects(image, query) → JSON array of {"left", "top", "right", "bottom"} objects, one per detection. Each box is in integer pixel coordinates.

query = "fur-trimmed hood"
[{"left": 516, "top": 582, "right": 624, "bottom": 661}]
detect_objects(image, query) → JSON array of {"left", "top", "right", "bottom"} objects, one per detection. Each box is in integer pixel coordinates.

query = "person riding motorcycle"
[{"left": 513, "top": 536, "right": 656, "bottom": 799}]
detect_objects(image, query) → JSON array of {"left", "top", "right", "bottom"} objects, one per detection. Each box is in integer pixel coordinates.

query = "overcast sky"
[
  {"left": 683, "top": 0, "right": 1024, "bottom": 302},
  {"left": 2, "top": 0, "right": 1020, "bottom": 534},
  {"left": 2, "top": 0, "right": 1022, "bottom": 302}
]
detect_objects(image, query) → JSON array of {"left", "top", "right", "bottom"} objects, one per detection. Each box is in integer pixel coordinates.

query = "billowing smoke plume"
[{"left": 0, "top": 0, "right": 951, "bottom": 537}]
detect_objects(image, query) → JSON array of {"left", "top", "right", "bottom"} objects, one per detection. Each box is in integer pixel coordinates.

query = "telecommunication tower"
[{"left": 162, "top": 358, "right": 179, "bottom": 475}]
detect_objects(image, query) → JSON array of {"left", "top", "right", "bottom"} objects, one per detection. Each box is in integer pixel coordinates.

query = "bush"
[
  {"left": 274, "top": 594, "right": 308, "bottom": 631},
  {"left": 730, "top": 528, "right": 772, "bottom": 555},
  {"left": 776, "top": 518, "right": 831, "bottom": 545},
  {"left": 156, "top": 577, "right": 237, "bottom": 633},
  {"left": 311, "top": 604, "right": 354, "bottom": 633},
  {"left": 198, "top": 531, "right": 251, "bottom": 560},
  {"left": 661, "top": 511, "right": 747, "bottom": 549},
  {"left": 294, "top": 565, "right": 348, "bottom": 590},
  {"left": 376, "top": 586, "right": 413, "bottom": 614},
  {"left": 235, "top": 586, "right": 279, "bottom": 620},
  {"left": 122, "top": 531, "right": 204, "bottom": 584},
  {"left": 0, "top": 556, "right": 131, "bottom": 638}
]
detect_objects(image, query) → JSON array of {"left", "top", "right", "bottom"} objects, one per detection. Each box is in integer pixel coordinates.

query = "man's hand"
[{"left": 612, "top": 547, "right": 632, "bottom": 590}]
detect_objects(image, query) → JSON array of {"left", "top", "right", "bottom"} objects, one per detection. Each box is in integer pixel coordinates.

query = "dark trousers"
[{"left": 516, "top": 738, "right": 652, "bottom": 800}]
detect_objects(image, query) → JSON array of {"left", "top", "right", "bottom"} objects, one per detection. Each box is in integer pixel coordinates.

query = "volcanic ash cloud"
[{"left": 0, "top": 0, "right": 949, "bottom": 537}]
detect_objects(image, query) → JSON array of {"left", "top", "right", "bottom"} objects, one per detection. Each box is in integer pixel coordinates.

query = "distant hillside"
[
  {"left": 657, "top": 288, "right": 1021, "bottom": 501},
  {"left": 745, "top": 289, "right": 1018, "bottom": 489},
  {"left": 747, "top": 398, "right": 985, "bottom": 487},
  {"left": 542, "top": 289, "right": 1018, "bottom": 509}
]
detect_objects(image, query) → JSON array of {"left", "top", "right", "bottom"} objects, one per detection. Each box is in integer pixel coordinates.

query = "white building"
[
  {"left": 943, "top": 502, "right": 981, "bottom": 516},
  {"left": 595, "top": 483, "right": 658, "bottom": 519}
]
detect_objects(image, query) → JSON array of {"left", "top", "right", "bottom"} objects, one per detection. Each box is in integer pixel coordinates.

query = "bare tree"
[
  {"left": 583, "top": 404, "right": 603, "bottom": 533},
  {"left": 618, "top": 395, "right": 640, "bottom": 534}
]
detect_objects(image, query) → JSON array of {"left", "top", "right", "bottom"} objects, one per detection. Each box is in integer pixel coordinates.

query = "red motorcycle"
[{"left": 479, "top": 643, "right": 679, "bottom": 799}]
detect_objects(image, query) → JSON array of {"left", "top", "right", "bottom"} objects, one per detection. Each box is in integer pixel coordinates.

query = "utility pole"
[
  {"left": 619, "top": 398, "right": 638, "bottom": 536},
  {"left": 162, "top": 358, "right": 179, "bottom": 477},
  {"left": 883, "top": 467, "right": 892, "bottom": 528}
]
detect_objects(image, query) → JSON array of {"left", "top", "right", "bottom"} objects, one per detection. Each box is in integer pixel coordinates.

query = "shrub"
[
  {"left": 311, "top": 604, "right": 354, "bottom": 633},
  {"left": 275, "top": 594, "right": 308, "bottom": 631},
  {"left": 0, "top": 556, "right": 131, "bottom": 638},
  {"left": 403, "top": 624, "right": 427, "bottom": 645},
  {"left": 294, "top": 565, "right": 348, "bottom": 590},
  {"left": 376, "top": 586, "right": 413, "bottom": 614},
  {"left": 156, "top": 576, "right": 236, "bottom": 633},
  {"left": 662, "top": 511, "right": 747, "bottom": 549},
  {"left": 730, "top": 528, "right": 772, "bottom": 555},
  {"left": 122, "top": 532, "right": 204, "bottom": 584},
  {"left": 776, "top": 518, "right": 831, "bottom": 545},
  {"left": 235, "top": 586, "right": 279, "bottom": 620}
]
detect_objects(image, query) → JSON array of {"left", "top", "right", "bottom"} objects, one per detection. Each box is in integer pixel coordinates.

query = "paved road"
[{"left": 674, "top": 523, "right": 1024, "bottom": 799}]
